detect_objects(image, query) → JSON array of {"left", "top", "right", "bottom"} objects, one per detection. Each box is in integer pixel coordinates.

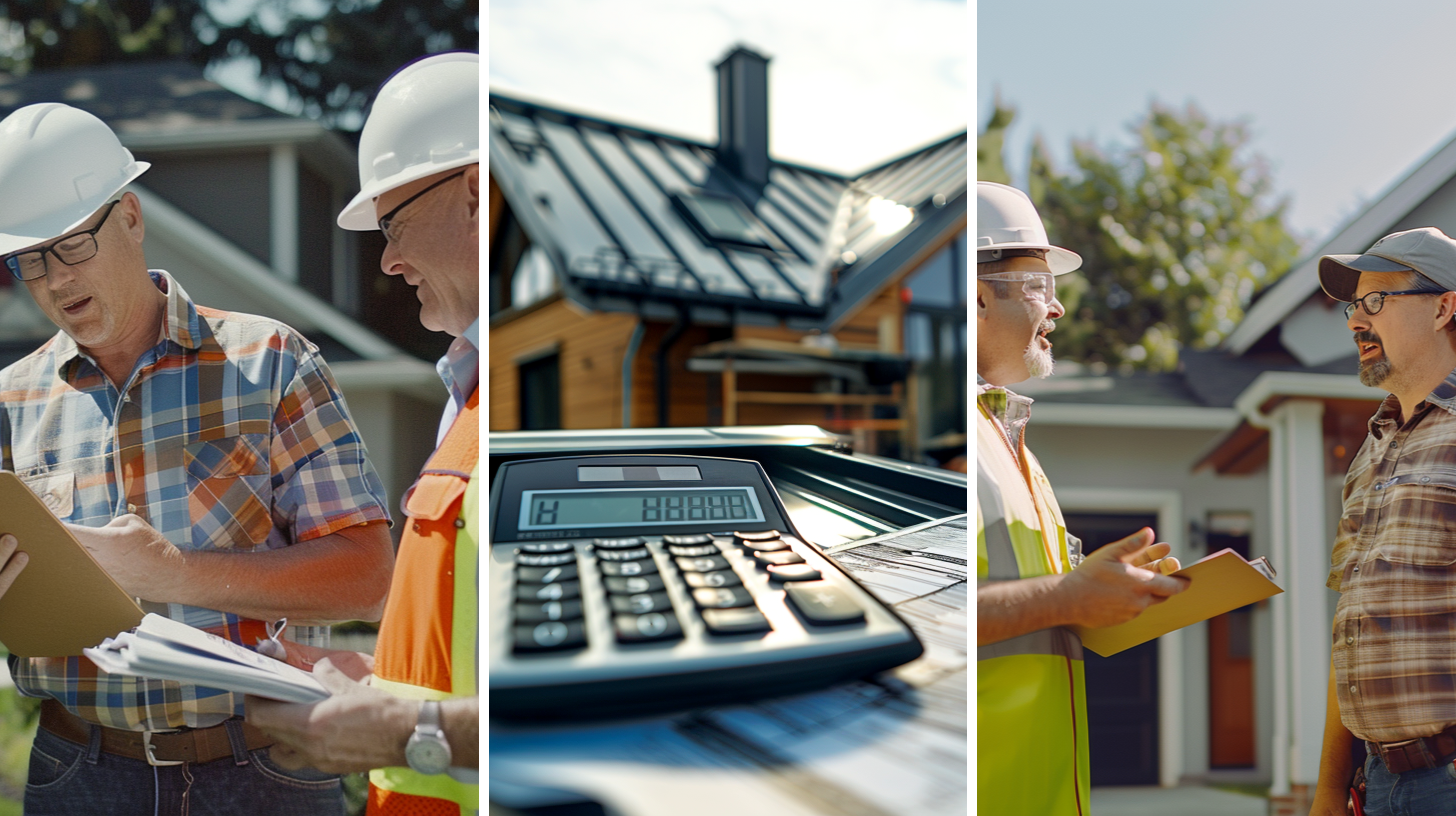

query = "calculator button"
[
  {"left": 702, "top": 607, "right": 773, "bottom": 635},
  {"left": 754, "top": 551, "right": 805, "bottom": 566},
  {"left": 785, "top": 582, "right": 865, "bottom": 625},
  {"left": 516, "top": 552, "right": 577, "bottom": 567},
  {"left": 683, "top": 570, "right": 742, "bottom": 588},
  {"left": 614, "top": 612, "right": 683, "bottom": 643},
  {"left": 516, "top": 581, "right": 581, "bottom": 601},
  {"left": 604, "top": 574, "right": 667, "bottom": 594},
  {"left": 768, "top": 564, "right": 823, "bottom": 582},
  {"left": 733, "top": 530, "right": 781, "bottom": 545},
  {"left": 663, "top": 534, "right": 714, "bottom": 546},
  {"left": 691, "top": 587, "right": 756, "bottom": 609},
  {"left": 675, "top": 555, "right": 731, "bottom": 572},
  {"left": 513, "top": 620, "right": 587, "bottom": 652},
  {"left": 740, "top": 539, "right": 790, "bottom": 553},
  {"left": 597, "top": 547, "right": 652, "bottom": 562},
  {"left": 593, "top": 537, "right": 646, "bottom": 550},
  {"left": 513, "top": 600, "right": 584, "bottom": 623},
  {"left": 667, "top": 543, "right": 720, "bottom": 557},
  {"left": 599, "top": 559, "right": 659, "bottom": 577},
  {"left": 517, "top": 564, "right": 580, "bottom": 584},
  {"left": 520, "top": 541, "right": 574, "bottom": 553},
  {"left": 609, "top": 592, "right": 674, "bottom": 614}
]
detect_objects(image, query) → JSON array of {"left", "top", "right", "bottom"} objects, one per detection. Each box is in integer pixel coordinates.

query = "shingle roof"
[{"left": 488, "top": 92, "right": 966, "bottom": 326}]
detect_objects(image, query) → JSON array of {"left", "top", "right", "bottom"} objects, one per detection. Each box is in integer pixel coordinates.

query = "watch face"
[{"left": 406, "top": 734, "right": 452, "bottom": 775}]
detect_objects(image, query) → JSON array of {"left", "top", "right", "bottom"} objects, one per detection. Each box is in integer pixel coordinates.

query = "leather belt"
[
  {"left": 1367, "top": 723, "right": 1456, "bottom": 774},
  {"left": 40, "top": 699, "right": 273, "bottom": 766}
]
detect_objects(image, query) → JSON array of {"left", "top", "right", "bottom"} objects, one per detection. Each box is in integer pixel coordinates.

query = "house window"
[
  {"left": 903, "top": 229, "right": 967, "bottom": 457},
  {"left": 519, "top": 352, "right": 561, "bottom": 430},
  {"left": 490, "top": 197, "right": 556, "bottom": 315},
  {"left": 671, "top": 190, "right": 773, "bottom": 250}
]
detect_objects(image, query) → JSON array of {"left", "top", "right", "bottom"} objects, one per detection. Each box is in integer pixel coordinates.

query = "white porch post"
[
  {"left": 270, "top": 143, "right": 299, "bottom": 282},
  {"left": 1269, "top": 399, "right": 1330, "bottom": 798}
]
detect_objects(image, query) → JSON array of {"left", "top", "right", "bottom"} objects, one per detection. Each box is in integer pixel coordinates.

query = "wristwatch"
[{"left": 404, "top": 700, "right": 452, "bottom": 775}]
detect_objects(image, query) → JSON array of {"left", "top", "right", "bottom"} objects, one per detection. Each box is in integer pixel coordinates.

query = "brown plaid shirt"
[{"left": 1329, "top": 369, "right": 1456, "bottom": 741}]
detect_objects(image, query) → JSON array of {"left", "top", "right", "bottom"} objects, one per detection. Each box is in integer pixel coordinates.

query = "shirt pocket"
[
  {"left": 1374, "top": 469, "right": 1456, "bottom": 566},
  {"left": 183, "top": 434, "right": 273, "bottom": 550},
  {"left": 16, "top": 469, "right": 74, "bottom": 520}
]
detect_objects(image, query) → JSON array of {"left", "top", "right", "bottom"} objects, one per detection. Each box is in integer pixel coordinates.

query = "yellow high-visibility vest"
[{"left": 977, "top": 394, "right": 1089, "bottom": 816}]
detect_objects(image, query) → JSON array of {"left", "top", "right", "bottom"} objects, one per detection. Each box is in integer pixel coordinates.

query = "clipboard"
[
  {"left": 0, "top": 471, "right": 144, "bottom": 657},
  {"left": 1070, "top": 548, "right": 1283, "bottom": 657}
]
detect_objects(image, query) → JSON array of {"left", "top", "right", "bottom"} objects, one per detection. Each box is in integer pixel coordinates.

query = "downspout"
[
  {"left": 655, "top": 310, "right": 688, "bottom": 427},
  {"left": 622, "top": 320, "right": 645, "bottom": 428}
]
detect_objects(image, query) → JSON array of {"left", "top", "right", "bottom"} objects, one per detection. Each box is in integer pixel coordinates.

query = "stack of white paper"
[{"left": 84, "top": 614, "right": 329, "bottom": 703}]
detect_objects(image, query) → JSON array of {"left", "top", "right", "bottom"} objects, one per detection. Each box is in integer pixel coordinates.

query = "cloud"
[{"left": 490, "top": 0, "right": 967, "bottom": 174}]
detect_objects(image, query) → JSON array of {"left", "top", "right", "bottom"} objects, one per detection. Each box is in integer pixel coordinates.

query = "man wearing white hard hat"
[
  {"left": 247, "top": 51, "right": 480, "bottom": 816},
  {"left": 976, "top": 181, "right": 1187, "bottom": 814},
  {"left": 0, "top": 102, "right": 394, "bottom": 814}
]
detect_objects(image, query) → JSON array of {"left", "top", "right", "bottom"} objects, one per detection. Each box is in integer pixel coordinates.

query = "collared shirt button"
[
  {"left": 1390, "top": 441, "right": 1398, "bottom": 449},
  {"left": 1346, "top": 636, "right": 1354, "bottom": 645},
  {"left": 1353, "top": 566, "right": 1360, "bottom": 573},
  {"left": 1350, "top": 684, "right": 1357, "bottom": 694}
]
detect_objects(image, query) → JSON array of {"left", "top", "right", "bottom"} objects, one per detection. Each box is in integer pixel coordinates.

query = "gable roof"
[{"left": 488, "top": 92, "right": 965, "bottom": 328}]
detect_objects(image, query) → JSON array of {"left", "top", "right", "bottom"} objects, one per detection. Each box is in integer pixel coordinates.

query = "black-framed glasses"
[
  {"left": 1343, "top": 289, "right": 1439, "bottom": 320},
  {"left": 377, "top": 171, "right": 464, "bottom": 243},
  {"left": 4, "top": 200, "right": 121, "bottom": 282}
]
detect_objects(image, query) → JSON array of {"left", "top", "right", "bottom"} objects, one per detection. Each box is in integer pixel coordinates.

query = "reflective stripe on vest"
[
  {"left": 368, "top": 390, "right": 479, "bottom": 816},
  {"left": 976, "top": 400, "right": 1089, "bottom": 816}
]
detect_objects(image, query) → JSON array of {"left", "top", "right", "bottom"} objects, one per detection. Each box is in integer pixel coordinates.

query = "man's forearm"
[
  {"left": 978, "top": 574, "right": 1070, "bottom": 645},
  {"left": 1314, "top": 666, "right": 1356, "bottom": 804},
  {"left": 166, "top": 522, "right": 394, "bottom": 623},
  {"left": 441, "top": 697, "right": 479, "bottom": 768}
]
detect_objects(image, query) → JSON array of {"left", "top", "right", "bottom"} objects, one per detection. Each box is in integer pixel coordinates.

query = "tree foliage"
[
  {"left": 0, "top": 0, "right": 478, "bottom": 128},
  {"left": 991, "top": 101, "right": 1300, "bottom": 371},
  {"left": 977, "top": 93, "right": 1014, "bottom": 186}
]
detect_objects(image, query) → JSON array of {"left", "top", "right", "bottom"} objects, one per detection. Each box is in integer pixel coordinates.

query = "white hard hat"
[
  {"left": 977, "top": 181, "right": 1081, "bottom": 274},
  {"left": 0, "top": 103, "right": 149, "bottom": 256},
  {"left": 337, "top": 51, "right": 480, "bottom": 231}
]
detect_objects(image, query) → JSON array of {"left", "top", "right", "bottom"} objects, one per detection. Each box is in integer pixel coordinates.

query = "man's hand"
[
  {"left": 1307, "top": 789, "right": 1349, "bottom": 816},
  {"left": 246, "top": 657, "right": 416, "bottom": 774},
  {"left": 67, "top": 515, "right": 183, "bottom": 601},
  {"left": 0, "top": 534, "right": 28, "bottom": 598},
  {"left": 1057, "top": 528, "right": 1190, "bottom": 629},
  {"left": 263, "top": 639, "right": 375, "bottom": 678}
]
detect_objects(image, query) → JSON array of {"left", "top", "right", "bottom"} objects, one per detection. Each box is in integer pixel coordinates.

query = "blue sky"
[
  {"left": 979, "top": 0, "right": 1456, "bottom": 243},
  {"left": 490, "top": 0, "right": 967, "bottom": 176}
]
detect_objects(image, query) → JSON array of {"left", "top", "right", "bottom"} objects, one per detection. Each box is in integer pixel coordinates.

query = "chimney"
[{"left": 715, "top": 45, "right": 771, "bottom": 188}]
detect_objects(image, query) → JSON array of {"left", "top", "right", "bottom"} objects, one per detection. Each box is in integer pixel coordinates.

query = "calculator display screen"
[{"left": 518, "top": 487, "right": 765, "bottom": 530}]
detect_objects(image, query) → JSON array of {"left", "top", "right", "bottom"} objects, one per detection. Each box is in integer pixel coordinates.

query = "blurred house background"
[
  {"left": 1013, "top": 114, "right": 1456, "bottom": 815},
  {"left": 488, "top": 45, "right": 967, "bottom": 467}
]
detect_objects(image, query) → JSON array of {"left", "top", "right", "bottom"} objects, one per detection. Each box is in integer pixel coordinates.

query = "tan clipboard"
[
  {"left": 0, "top": 471, "right": 144, "bottom": 657},
  {"left": 1070, "top": 548, "right": 1283, "bottom": 657}
]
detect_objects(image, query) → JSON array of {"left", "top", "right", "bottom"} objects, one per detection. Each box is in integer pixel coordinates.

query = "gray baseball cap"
[{"left": 1319, "top": 227, "right": 1456, "bottom": 302}]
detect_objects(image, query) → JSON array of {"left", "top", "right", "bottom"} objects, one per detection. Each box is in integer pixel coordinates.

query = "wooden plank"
[{"left": 734, "top": 391, "right": 900, "bottom": 406}]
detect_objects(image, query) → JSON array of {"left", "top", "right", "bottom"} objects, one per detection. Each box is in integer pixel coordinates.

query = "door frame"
[{"left": 1058, "top": 488, "right": 1184, "bottom": 788}]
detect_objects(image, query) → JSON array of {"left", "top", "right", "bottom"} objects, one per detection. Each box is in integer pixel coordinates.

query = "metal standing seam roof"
[{"left": 488, "top": 93, "right": 967, "bottom": 326}]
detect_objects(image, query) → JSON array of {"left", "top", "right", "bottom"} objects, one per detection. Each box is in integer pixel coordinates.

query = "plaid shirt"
[
  {"left": 1329, "top": 368, "right": 1456, "bottom": 741},
  {"left": 0, "top": 271, "right": 389, "bottom": 730}
]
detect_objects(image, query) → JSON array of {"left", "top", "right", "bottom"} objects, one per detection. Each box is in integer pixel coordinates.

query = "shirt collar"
[
  {"left": 51, "top": 270, "right": 201, "bottom": 376},
  {"left": 436, "top": 317, "right": 480, "bottom": 402}
]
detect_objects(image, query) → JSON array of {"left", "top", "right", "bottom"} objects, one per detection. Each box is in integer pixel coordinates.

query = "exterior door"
[
  {"left": 1206, "top": 527, "right": 1257, "bottom": 767},
  {"left": 1064, "top": 511, "right": 1161, "bottom": 787}
]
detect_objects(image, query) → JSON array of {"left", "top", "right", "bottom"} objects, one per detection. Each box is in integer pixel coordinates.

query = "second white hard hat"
[
  {"left": 337, "top": 51, "right": 480, "bottom": 231},
  {"left": 977, "top": 181, "right": 1081, "bottom": 274},
  {"left": 0, "top": 103, "right": 149, "bottom": 256}
]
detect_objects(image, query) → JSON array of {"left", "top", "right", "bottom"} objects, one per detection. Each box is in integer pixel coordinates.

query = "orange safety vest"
[{"left": 367, "top": 389, "right": 479, "bottom": 815}]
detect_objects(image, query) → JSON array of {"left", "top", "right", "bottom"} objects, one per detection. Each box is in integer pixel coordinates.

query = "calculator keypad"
[{"left": 509, "top": 529, "right": 874, "bottom": 656}]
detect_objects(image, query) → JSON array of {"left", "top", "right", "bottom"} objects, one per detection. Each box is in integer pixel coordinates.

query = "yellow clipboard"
[
  {"left": 1070, "top": 548, "right": 1283, "bottom": 657},
  {"left": 0, "top": 471, "right": 144, "bottom": 657}
]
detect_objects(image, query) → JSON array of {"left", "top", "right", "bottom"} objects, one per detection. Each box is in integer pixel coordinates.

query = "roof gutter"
[{"left": 1232, "top": 371, "right": 1385, "bottom": 429}]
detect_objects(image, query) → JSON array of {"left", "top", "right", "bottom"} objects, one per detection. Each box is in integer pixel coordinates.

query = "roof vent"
[{"left": 715, "top": 45, "right": 771, "bottom": 188}]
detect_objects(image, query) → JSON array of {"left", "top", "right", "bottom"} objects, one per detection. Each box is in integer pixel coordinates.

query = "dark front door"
[{"left": 1064, "top": 511, "right": 1161, "bottom": 787}]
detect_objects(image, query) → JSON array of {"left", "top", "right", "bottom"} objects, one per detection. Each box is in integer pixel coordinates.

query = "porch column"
[{"left": 1268, "top": 399, "right": 1329, "bottom": 806}]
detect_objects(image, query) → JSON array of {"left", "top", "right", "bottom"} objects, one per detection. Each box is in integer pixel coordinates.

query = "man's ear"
[{"left": 1439, "top": 291, "right": 1456, "bottom": 329}]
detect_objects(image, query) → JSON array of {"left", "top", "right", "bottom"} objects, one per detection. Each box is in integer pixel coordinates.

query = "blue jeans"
[
  {"left": 1363, "top": 750, "right": 1456, "bottom": 816},
  {"left": 24, "top": 720, "right": 346, "bottom": 816}
]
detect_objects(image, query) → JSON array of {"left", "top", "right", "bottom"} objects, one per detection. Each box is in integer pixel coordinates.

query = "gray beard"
[
  {"left": 1359, "top": 357, "right": 1391, "bottom": 388},
  {"left": 1025, "top": 342, "right": 1055, "bottom": 379}
]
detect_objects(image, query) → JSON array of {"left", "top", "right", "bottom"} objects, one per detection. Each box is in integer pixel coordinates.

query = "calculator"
[{"left": 488, "top": 454, "right": 925, "bottom": 720}]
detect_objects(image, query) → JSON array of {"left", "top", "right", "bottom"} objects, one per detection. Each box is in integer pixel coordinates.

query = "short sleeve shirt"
[
  {"left": 0, "top": 271, "right": 390, "bottom": 730},
  {"left": 1329, "top": 370, "right": 1456, "bottom": 742}
]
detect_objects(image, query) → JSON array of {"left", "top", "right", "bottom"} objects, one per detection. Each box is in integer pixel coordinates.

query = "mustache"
[
  {"left": 1354, "top": 330, "right": 1381, "bottom": 345},
  {"left": 1039, "top": 319, "right": 1056, "bottom": 334}
]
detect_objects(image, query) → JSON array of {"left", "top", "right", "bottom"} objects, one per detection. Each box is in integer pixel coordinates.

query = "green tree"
[
  {"left": 1030, "top": 101, "right": 1300, "bottom": 371},
  {"left": 977, "top": 92, "right": 1014, "bottom": 186},
  {"left": 0, "top": 0, "right": 478, "bottom": 128}
]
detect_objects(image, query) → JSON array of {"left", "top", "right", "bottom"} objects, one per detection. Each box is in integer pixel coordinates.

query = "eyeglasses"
[
  {"left": 978, "top": 271, "right": 1056, "bottom": 303},
  {"left": 378, "top": 171, "right": 465, "bottom": 243},
  {"left": 1343, "top": 289, "right": 1439, "bottom": 320},
  {"left": 4, "top": 200, "right": 121, "bottom": 282}
]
